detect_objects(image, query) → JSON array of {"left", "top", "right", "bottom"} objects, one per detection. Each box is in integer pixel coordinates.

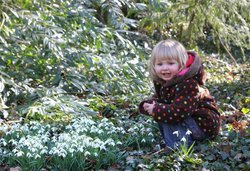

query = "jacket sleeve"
[{"left": 151, "top": 79, "right": 200, "bottom": 124}]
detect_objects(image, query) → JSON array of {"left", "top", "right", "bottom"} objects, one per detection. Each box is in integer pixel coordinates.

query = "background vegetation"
[{"left": 0, "top": 0, "right": 249, "bottom": 170}]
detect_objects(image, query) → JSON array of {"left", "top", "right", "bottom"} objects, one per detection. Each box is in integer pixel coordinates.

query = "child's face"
[{"left": 154, "top": 58, "right": 180, "bottom": 81}]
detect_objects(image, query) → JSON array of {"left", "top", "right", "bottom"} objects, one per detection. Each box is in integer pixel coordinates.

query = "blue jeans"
[{"left": 158, "top": 117, "right": 206, "bottom": 149}]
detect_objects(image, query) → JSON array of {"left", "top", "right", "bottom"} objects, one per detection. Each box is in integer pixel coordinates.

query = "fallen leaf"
[
  {"left": 234, "top": 153, "right": 242, "bottom": 160},
  {"left": 10, "top": 167, "right": 21, "bottom": 171}
]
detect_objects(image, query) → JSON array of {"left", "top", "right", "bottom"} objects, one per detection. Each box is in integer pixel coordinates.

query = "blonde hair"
[{"left": 148, "top": 39, "right": 188, "bottom": 81}]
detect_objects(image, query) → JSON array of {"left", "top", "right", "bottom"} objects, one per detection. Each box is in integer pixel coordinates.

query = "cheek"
[
  {"left": 154, "top": 67, "right": 161, "bottom": 73},
  {"left": 172, "top": 65, "right": 180, "bottom": 71}
]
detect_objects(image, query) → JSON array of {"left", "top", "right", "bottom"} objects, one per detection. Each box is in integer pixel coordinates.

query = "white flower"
[
  {"left": 69, "top": 147, "right": 75, "bottom": 154},
  {"left": 186, "top": 129, "right": 192, "bottom": 135},
  {"left": 84, "top": 151, "right": 90, "bottom": 156},
  {"left": 0, "top": 139, "right": 7, "bottom": 146},
  {"left": 148, "top": 132, "right": 153, "bottom": 136},
  {"left": 34, "top": 154, "right": 41, "bottom": 159},
  {"left": 40, "top": 147, "right": 48, "bottom": 155},
  {"left": 9, "top": 139, "right": 18, "bottom": 146},
  {"left": 105, "top": 138, "right": 115, "bottom": 146},
  {"left": 26, "top": 152, "right": 32, "bottom": 158},
  {"left": 116, "top": 141, "right": 122, "bottom": 145},
  {"left": 128, "top": 58, "right": 139, "bottom": 64},
  {"left": 141, "top": 138, "right": 146, "bottom": 143},
  {"left": 173, "top": 131, "right": 179, "bottom": 137},
  {"left": 16, "top": 150, "right": 24, "bottom": 157},
  {"left": 128, "top": 128, "right": 134, "bottom": 132},
  {"left": 99, "top": 144, "right": 106, "bottom": 151},
  {"left": 180, "top": 137, "right": 187, "bottom": 143}
]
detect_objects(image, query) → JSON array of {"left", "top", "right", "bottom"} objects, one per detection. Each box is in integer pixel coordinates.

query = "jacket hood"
[{"left": 157, "top": 51, "right": 206, "bottom": 87}]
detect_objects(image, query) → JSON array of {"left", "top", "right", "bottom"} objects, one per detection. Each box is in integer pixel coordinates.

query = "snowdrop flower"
[
  {"left": 128, "top": 128, "right": 134, "bottom": 132},
  {"left": 99, "top": 143, "right": 106, "bottom": 151},
  {"left": 78, "top": 146, "right": 84, "bottom": 153},
  {"left": 173, "top": 131, "right": 179, "bottom": 137},
  {"left": 9, "top": 139, "right": 18, "bottom": 146},
  {"left": 34, "top": 154, "right": 41, "bottom": 159},
  {"left": 0, "top": 138, "right": 7, "bottom": 146},
  {"left": 116, "top": 141, "right": 122, "bottom": 145},
  {"left": 148, "top": 132, "right": 153, "bottom": 136},
  {"left": 128, "top": 58, "right": 138, "bottom": 64},
  {"left": 40, "top": 133, "right": 50, "bottom": 143},
  {"left": 65, "top": 125, "right": 73, "bottom": 130},
  {"left": 105, "top": 138, "right": 115, "bottom": 146},
  {"left": 16, "top": 150, "right": 24, "bottom": 157},
  {"left": 90, "top": 125, "right": 98, "bottom": 133},
  {"left": 51, "top": 136, "right": 58, "bottom": 143},
  {"left": 0, "top": 125, "right": 8, "bottom": 133},
  {"left": 59, "top": 149, "right": 67, "bottom": 158},
  {"left": 26, "top": 152, "right": 32, "bottom": 158},
  {"left": 116, "top": 127, "right": 125, "bottom": 134},
  {"left": 146, "top": 128, "right": 152, "bottom": 132},
  {"left": 180, "top": 137, "right": 187, "bottom": 143},
  {"left": 186, "top": 129, "right": 192, "bottom": 135},
  {"left": 84, "top": 151, "right": 91, "bottom": 157},
  {"left": 51, "top": 126, "right": 58, "bottom": 132},
  {"left": 69, "top": 147, "right": 75, "bottom": 154},
  {"left": 40, "top": 147, "right": 48, "bottom": 155}
]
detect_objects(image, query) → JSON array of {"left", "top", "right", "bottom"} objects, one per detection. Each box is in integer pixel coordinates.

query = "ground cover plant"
[{"left": 0, "top": 0, "right": 249, "bottom": 170}]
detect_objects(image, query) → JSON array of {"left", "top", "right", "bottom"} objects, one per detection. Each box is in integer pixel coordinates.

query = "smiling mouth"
[{"left": 162, "top": 73, "right": 171, "bottom": 77}]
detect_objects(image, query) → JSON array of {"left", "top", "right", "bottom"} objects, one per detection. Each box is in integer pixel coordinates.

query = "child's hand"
[{"left": 143, "top": 101, "right": 155, "bottom": 115}]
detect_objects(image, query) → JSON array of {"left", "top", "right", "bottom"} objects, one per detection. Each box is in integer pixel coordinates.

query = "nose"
[{"left": 162, "top": 64, "right": 168, "bottom": 70}]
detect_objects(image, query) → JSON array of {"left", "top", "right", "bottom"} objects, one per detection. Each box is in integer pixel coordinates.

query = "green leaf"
[{"left": 241, "top": 108, "right": 250, "bottom": 114}]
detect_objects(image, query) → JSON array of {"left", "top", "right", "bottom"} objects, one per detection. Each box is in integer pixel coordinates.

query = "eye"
[
  {"left": 168, "top": 60, "right": 178, "bottom": 65},
  {"left": 156, "top": 62, "right": 162, "bottom": 66}
]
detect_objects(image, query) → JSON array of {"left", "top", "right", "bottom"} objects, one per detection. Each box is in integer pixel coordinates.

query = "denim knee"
[
  {"left": 158, "top": 122, "right": 194, "bottom": 149},
  {"left": 183, "top": 117, "right": 207, "bottom": 140}
]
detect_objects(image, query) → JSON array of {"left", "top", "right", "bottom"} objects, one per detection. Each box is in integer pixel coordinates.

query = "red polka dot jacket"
[{"left": 139, "top": 52, "right": 221, "bottom": 138}]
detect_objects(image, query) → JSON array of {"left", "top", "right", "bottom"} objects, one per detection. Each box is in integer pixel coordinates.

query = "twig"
[
  {"left": 216, "top": 31, "right": 238, "bottom": 65},
  {"left": 150, "top": 148, "right": 166, "bottom": 155}
]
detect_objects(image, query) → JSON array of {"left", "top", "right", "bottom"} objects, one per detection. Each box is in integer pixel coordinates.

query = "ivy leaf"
[
  {"left": 234, "top": 153, "right": 242, "bottom": 160},
  {"left": 241, "top": 108, "right": 250, "bottom": 114},
  {"left": 220, "top": 151, "right": 229, "bottom": 160},
  {"left": 206, "top": 154, "right": 216, "bottom": 161}
]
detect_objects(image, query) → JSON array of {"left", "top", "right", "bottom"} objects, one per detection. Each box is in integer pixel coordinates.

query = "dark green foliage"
[{"left": 139, "top": 0, "right": 250, "bottom": 62}]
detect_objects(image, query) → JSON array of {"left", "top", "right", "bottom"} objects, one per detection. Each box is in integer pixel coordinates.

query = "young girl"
[{"left": 139, "top": 39, "right": 221, "bottom": 152}]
